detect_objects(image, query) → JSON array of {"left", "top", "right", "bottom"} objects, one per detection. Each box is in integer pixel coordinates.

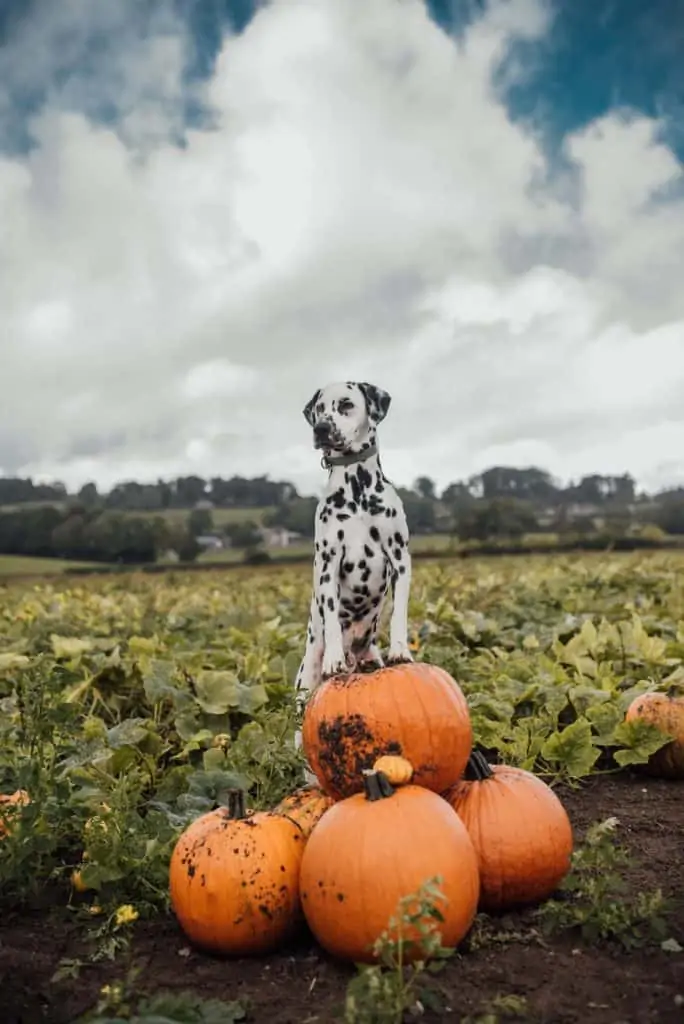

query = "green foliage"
[
  {"left": 344, "top": 877, "right": 454, "bottom": 1024},
  {"left": 187, "top": 509, "right": 213, "bottom": 537},
  {"left": 460, "top": 993, "right": 530, "bottom": 1024},
  {"left": 0, "top": 575, "right": 309, "bottom": 912},
  {"left": 538, "top": 816, "right": 672, "bottom": 949},
  {"left": 263, "top": 496, "right": 317, "bottom": 537},
  {"left": 0, "top": 552, "right": 682, "bottom": 922},
  {"left": 81, "top": 973, "right": 248, "bottom": 1023},
  {"left": 456, "top": 497, "right": 538, "bottom": 542}
]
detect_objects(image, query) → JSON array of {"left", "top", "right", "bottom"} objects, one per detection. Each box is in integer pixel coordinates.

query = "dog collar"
[{"left": 321, "top": 442, "right": 378, "bottom": 471}]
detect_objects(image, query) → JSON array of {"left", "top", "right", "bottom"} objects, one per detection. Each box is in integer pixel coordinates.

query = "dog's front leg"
[
  {"left": 295, "top": 595, "right": 323, "bottom": 698},
  {"left": 294, "top": 597, "right": 323, "bottom": 786},
  {"left": 387, "top": 549, "right": 413, "bottom": 665},
  {"left": 316, "top": 545, "right": 347, "bottom": 679}
]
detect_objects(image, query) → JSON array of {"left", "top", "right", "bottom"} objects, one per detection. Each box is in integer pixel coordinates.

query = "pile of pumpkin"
[
  {"left": 169, "top": 662, "right": 583, "bottom": 963},
  {"left": 169, "top": 668, "right": 684, "bottom": 962}
]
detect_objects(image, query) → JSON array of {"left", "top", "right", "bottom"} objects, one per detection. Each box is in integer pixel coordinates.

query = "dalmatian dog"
[{"left": 295, "top": 381, "right": 413, "bottom": 713}]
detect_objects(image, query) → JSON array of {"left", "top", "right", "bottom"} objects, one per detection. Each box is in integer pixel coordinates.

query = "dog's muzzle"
[{"left": 313, "top": 422, "right": 333, "bottom": 449}]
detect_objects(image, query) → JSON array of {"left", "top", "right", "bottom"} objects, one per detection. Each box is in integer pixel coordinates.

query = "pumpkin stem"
[
  {"left": 226, "top": 789, "right": 247, "bottom": 820},
  {"left": 362, "top": 770, "right": 395, "bottom": 801},
  {"left": 464, "top": 749, "right": 494, "bottom": 782}
]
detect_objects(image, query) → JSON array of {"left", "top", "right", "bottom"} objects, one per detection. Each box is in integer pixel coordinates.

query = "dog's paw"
[
  {"left": 322, "top": 652, "right": 349, "bottom": 679},
  {"left": 358, "top": 660, "right": 384, "bottom": 674},
  {"left": 356, "top": 654, "right": 384, "bottom": 673},
  {"left": 387, "top": 644, "right": 414, "bottom": 665}
]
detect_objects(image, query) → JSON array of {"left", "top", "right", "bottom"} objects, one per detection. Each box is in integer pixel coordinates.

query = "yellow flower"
[{"left": 114, "top": 903, "right": 139, "bottom": 927}]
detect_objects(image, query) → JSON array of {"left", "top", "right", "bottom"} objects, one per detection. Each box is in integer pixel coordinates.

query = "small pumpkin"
[
  {"left": 0, "top": 789, "right": 29, "bottom": 839},
  {"left": 625, "top": 690, "right": 684, "bottom": 779},
  {"left": 372, "top": 755, "right": 413, "bottom": 785},
  {"left": 169, "top": 789, "right": 304, "bottom": 955},
  {"left": 71, "top": 868, "right": 91, "bottom": 893},
  {"left": 300, "top": 769, "right": 480, "bottom": 964},
  {"left": 275, "top": 785, "right": 335, "bottom": 838},
  {"left": 444, "top": 750, "right": 573, "bottom": 911},
  {"left": 302, "top": 662, "right": 472, "bottom": 799}
]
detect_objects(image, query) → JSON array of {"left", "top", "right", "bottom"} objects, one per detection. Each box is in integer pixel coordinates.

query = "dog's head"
[{"left": 302, "top": 381, "right": 392, "bottom": 453}]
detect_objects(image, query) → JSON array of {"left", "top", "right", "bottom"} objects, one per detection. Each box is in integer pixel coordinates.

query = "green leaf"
[
  {"left": 50, "top": 634, "right": 95, "bottom": 659},
  {"left": 585, "top": 700, "right": 624, "bottom": 742},
  {"left": 202, "top": 746, "right": 228, "bottom": 771},
  {"left": 568, "top": 685, "right": 612, "bottom": 717},
  {"left": 611, "top": 719, "right": 672, "bottom": 767},
  {"left": 0, "top": 653, "right": 30, "bottom": 671},
  {"left": 106, "top": 719, "right": 152, "bottom": 749},
  {"left": 232, "top": 721, "right": 268, "bottom": 760},
  {"left": 142, "top": 659, "right": 191, "bottom": 707},
  {"left": 194, "top": 671, "right": 268, "bottom": 716},
  {"left": 541, "top": 717, "right": 600, "bottom": 777}
]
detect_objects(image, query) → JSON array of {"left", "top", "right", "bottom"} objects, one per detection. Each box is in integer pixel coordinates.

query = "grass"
[
  {"left": 0, "top": 503, "right": 275, "bottom": 526},
  {"left": 155, "top": 506, "right": 274, "bottom": 527},
  {"left": 0, "top": 555, "right": 101, "bottom": 576}
]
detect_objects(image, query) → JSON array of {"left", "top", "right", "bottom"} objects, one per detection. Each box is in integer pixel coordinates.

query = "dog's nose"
[{"left": 313, "top": 421, "right": 330, "bottom": 440}]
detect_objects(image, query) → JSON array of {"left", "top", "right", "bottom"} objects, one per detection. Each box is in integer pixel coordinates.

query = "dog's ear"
[
  {"left": 358, "top": 383, "right": 392, "bottom": 425},
  {"left": 302, "top": 389, "right": 321, "bottom": 426}
]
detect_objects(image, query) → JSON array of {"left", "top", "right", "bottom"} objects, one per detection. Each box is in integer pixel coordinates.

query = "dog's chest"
[
  {"left": 337, "top": 534, "right": 390, "bottom": 628},
  {"left": 317, "top": 464, "right": 398, "bottom": 528}
]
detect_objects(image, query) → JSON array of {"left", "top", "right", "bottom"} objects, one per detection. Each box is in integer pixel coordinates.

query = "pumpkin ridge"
[
  {"left": 484, "top": 774, "right": 505, "bottom": 907},
  {"left": 411, "top": 665, "right": 435, "bottom": 777},
  {"left": 355, "top": 791, "right": 372, "bottom": 956}
]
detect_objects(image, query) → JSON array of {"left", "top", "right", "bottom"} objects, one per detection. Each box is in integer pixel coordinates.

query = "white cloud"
[{"left": 1, "top": 0, "right": 683, "bottom": 496}]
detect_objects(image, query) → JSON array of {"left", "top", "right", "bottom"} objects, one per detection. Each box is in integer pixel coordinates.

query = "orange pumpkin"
[
  {"left": 625, "top": 690, "right": 684, "bottom": 779},
  {"left": 169, "top": 789, "right": 304, "bottom": 955},
  {"left": 275, "top": 785, "right": 335, "bottom": 838},
  {"left": 0, "top": 789, "right": 29, "bottom": 839},
  {"left": 300, "top": 769, "right": 480, "bottom": 964},
  {"left": 444, "top": 751, "right": 573, "bottom": 911},
  {"left": 302, "top": 662, "right": 472, "bottom": 799},
  {"left": 373, "top": 755, "right": 414, "bottom": 785}
]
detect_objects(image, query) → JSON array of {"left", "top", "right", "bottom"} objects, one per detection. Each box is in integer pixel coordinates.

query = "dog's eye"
[{"left": 338, "top": 399, "right": 354, "bottom": 414}]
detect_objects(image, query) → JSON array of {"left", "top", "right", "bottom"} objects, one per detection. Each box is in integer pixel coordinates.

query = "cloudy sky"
[{"left": 2, "top": 0, "right": 683, "bottom": 497}]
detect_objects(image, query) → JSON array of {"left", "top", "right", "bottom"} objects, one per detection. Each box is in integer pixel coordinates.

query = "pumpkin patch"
[{"left": 1, "top": 556, "right": 682, "bottom": 1021}]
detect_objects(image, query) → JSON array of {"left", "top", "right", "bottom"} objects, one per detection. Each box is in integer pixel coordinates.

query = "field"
[
  {"left": 0, "top": 555, "right": 103, "bottom": 576},
  {"left": 0, "top": 504, "right": 275, "bottom": 527},
  {"left": 1, "top": 553, "right": 683, "bottom": 1023}
]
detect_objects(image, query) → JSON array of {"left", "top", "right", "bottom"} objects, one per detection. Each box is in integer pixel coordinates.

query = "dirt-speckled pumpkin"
[
  {"left": 625, "top": 690, "right": 684, "bottom": 778},
  {"left": 444, "top": 751, "right": 573, "bottom": 911},
  {"left": 169, "top": 789, "right": 304, "bottom": 955},
  {"left": 275, "top": 786, "right": 335, "bottom": 838},
  {"left": 300, "top": 769, "right": 480, "bottom": 964},
  {"left": 302, "top": 662, "right": 472, "bottom": 799}
]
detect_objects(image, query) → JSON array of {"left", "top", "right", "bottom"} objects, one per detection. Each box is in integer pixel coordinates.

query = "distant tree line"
[
  {"left": 1, "top": 465, "right": 684, "bottom": 563},
  {"left": 0, "top": 475, "right": 297, "bottom": 511},
  {"left": 235, "top": 467, "right": 684, "bottom": 542},
  {"left": 0, "top": 506, "right": 200, "bottom": 564}
]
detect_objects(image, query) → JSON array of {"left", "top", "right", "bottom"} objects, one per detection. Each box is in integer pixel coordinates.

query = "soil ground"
[{"left": 1, "top": 775, "right": 683, "bottom": 1024}]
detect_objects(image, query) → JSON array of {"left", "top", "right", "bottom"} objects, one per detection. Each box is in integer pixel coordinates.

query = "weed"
[
  {"left": 343, "top": 877, "right": 455, "bottom": 1024},
  {"left": 537, "top": 816, "right": 672, "bottom": 949}
]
